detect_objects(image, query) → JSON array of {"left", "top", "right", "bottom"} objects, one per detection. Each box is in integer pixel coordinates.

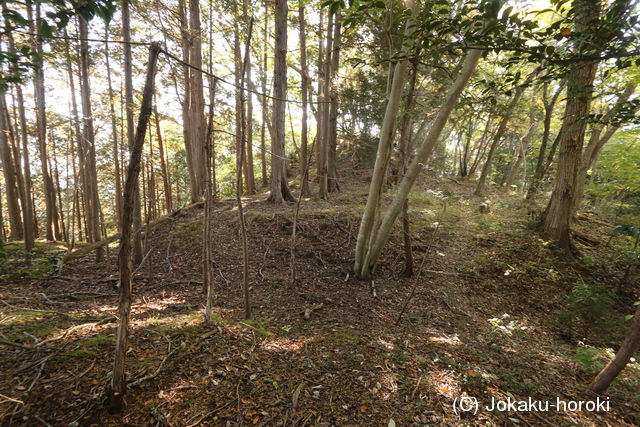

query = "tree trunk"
[
  {"left": 299, "top": 4, "right": 311, "bottom": 196},
  {"left": 154, "top": 107, "right": 173, "bottom": 213},
  {"left": 105, "top": 26, "right": 124, "bottom": 228},
  {"left": 260, "top": 6, "right": 269, "bottom": 188},
  {"left": 327, "top": 15, "right": 342, "bottom": 193},
  {"left": 0, "top": 94, "right": 23, "bottom": 240},
  {"left": 78, "top": 17, "right": 104, "bottom": 262},
  {"left": 29, "top": 0, "right": 60, "bottom": 241},
  {"left": 590, "top": 302, "right": 640, "bottom": 393},
  {"left": 6, "top": 28, "right": 35, "bottom": 249},
  {"left": 540, "top": 0, "right": 601, "bottom": 253},
  {"left": 354, "top": 0, "right": 504, "bottom": 279},
  {"left": 504, "top": 121, "right": 536, "bottom": 189},
  {"left": 122, "top": 0, "right": 144, "bottom": 265},
  {"left": 316, "top": 11, "right": 326, "bottom": 196},
  {"left": 474, "top": 76, "right": 532, "bottom": 197},
  {"left": 318, "top": 12, "right": 333, "bottom": 199},
  {"left": 526, "top": 80, "right": 565, "bottom": 200},
  {"left": 573, "top": 83, "right": 636, "bottom": 213},
  {"left": 353, "top": 0, "right": 419, "bottom": 276},
  {"left": 268, "top": 0, "right": 295, "bottom": 203},
  {"left": 109, "top": 42, "right": 160, "bottom": 411},
  {"left": 188, "top": 0, "right": 207, "bottom": 201}
]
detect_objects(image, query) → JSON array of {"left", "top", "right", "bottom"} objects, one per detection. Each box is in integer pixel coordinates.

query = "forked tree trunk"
[
  {"left": 573, "top": 83, "right": 636, "bottom": 213},
  {"left": 268, "top": 0, "right": 295, "bottom": 203},
  {"left": 526, "top": 80, "right": 565, "bottom": 200},
  {"left": 109, "top": 42, "right": 160, "bottom": 411},
  {"left": 356, "top": 47, "right": 485, "bottom": 279},
  {"left": 354, "top": 0, "right": 421, "bottom": 276}
]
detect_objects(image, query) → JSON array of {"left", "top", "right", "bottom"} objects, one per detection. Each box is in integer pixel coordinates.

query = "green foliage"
[
  {"left": 573, "top": 343, "right": 610, "bottom": 375},
  {"left": 553, "top": 281, "right": 619, "bottom": 339},
  {"left": 0, "top": 243, "right": 61, "bottom": 280},
  {"left": 0, "top": 0, "right": 117, "bottom": 91}
]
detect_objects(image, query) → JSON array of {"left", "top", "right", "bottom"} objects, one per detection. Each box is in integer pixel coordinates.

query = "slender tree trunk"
[
  {"left": 105, "top": 26, "right": 124, "bottom": 228},
  {"left": 318, "top": 12, "right": 334, "bottom": 199},
  {"left": 268, "top": 0, "right": 295, "bottom": 203},
  {"left": 327, "top": 15, "right": 342, "bottom": 193},
  {"left": 177, "top": 0, "right": 196, "bottom": 201},
  {"left": 316, "top": 11, "right": 325, "bottom": 194},
  {"left": 354, "top": 0, "right": 420, "bottom": 276},
  {"left": 474, "top": 76, "right": 532, "bottom": 197},
  {"left": 122, "top": 0, "right": 144, "bottom": 265},
  {"left": 299, "top": 4, "right": 311, "bottom": 196},
  {"left": 397, "top": 62, "right": 419, "bottom": 277},
  {"left": 154, "top": 106, "right": 173, "bottom": 213},
  {"left": 78, "top": 17, "right": 104, "bottom": 261},
  {"left": 29, "top": 0, "right": 60, "bottom": 241},
  {"left": 260, "top": 6, "right": 269, "bottom": 188},
  {"left": 526, "top": 80, "right": 565, "bottom": 200},
  {"left": 0, "top": 94, "right": 23, "bottom": 240},
  {"left": 6, "top": 27, "right": 35, "bottom": 249},
  {"left": 505, "top": 122, "right": 536, "bottom": 189},
  {"left": 468, "top": 111, "right": 494, "bottom": 176},
  {"left": 354, "top": 0, "right": 501, "bottom": 279},
  {"left": 109, "top": 42, "right": 160, "bottom": 411},
  {"left": 573, "top": 83, "right": 636, "bottom": 213},
  {"left": 238, "top": 19, "right": 254, "bottom": 319}
]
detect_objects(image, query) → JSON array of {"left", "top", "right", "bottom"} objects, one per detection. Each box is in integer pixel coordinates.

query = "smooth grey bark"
[
  {"left": 354, "top": 0, "right": 419, "bottom": 276},
  {"left": 356, "top": 47, "right": 485, "bottom": 279}
]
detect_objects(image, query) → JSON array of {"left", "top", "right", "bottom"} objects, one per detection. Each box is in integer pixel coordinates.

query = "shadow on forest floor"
[{"left": 1, "top": 176, "right": 639, "bottom": 426}]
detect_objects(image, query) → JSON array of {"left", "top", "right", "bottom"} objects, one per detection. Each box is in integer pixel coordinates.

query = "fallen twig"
[{"left": 0, "top": 301, "right": 72, "bottom": 319}]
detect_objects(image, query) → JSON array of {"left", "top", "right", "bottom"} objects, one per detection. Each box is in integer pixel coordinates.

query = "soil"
[{"left": 1, "top": 177, "right": 638, "bottom": 426}]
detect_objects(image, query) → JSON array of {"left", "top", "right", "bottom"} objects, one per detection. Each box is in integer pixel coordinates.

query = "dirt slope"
[{"left": 1, "top": 178, "right": 638, "bottom": 426}]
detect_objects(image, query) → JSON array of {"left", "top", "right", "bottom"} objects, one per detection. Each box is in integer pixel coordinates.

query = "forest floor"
[{"left": 1, "top": 175, "right": 639, "bottom": 426}]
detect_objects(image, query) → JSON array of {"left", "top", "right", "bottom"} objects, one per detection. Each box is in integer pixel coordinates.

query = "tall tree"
[
  {"left": 327, "top": 14, "right": 342, "bottom": 193},
  {"left": 104, "top": 26, "right": 123, "bottom": 227},
  {"left": 268, "top": 0, "right": 295, "bottom": 203},
  {"left": 298, "top": 3, "right": 311, "bottom": 196},
  {"left": 29, "top": 0, "right": 61, "bottom": 241},
  {"left": 78, "top": 16, "right": 104, "bottom": 261},
  {"left": 474, "top": 74, "right": 533, "bottom": 197},
  {"left": 187, "top": 0, "right": 207, "bottom": 201},
  {"left": 0, "top": 94, "right": 23, "bottom": 240},
  {"left": 5, "top": 26, "right": 35, "bottom": 249},
  {"left": 122, "top": 0, "right": 143, "bottom": 264}
]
